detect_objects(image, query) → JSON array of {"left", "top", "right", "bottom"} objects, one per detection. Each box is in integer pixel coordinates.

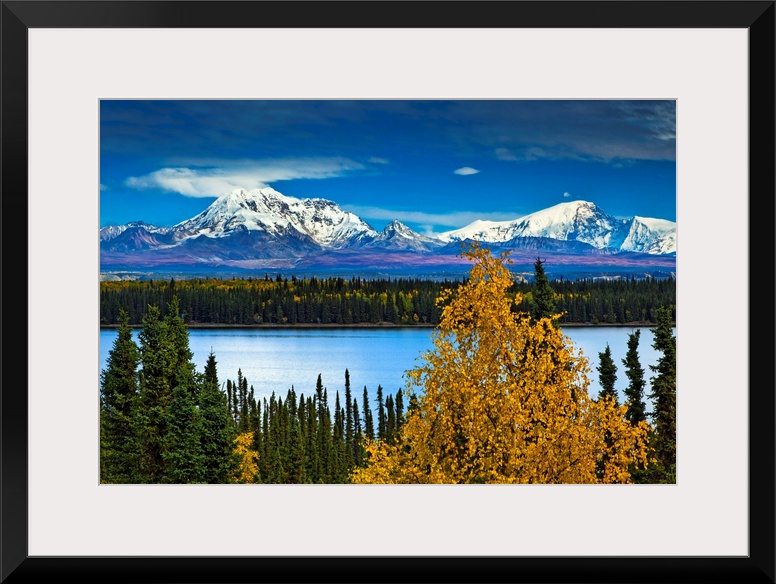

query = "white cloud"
[
  {"left": 368, "top": 156, "right": 390, "bottom": 164},
  {"left": 343, "top": 205, "right": 518, "bottom": 229},
  {"left": 563, "top": 191, "right": 572, "bottom": 198},
  {"left": 453, "top": 167, "right": 480, "bottom": 176},
  {"left": 125, "top": 157, "right": 365, "bottom": 197},
  {"left": 99, "top": 183, "right": 108, "bottom": 191}
]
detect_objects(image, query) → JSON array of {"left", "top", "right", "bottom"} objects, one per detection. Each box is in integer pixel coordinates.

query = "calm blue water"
[{"left": 99, "top": 326, "right": 673, "bottom": 413}]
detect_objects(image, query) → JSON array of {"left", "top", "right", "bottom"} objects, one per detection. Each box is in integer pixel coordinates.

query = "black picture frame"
[{"left": 2, "top": 2, "right": 773, "bottom": 583}]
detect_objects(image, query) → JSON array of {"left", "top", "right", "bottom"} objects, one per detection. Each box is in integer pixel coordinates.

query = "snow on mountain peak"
[
  {"left": 104, "top": 190, "right": 675, "bottom": 259},
  {"left": 437, "top": 199, "right": 675, "bottom": 254},
  {"left": 173, "top": 187, "right": 377, "bottom": 247},
  {"left": 620, "top": 216, "right": 677, "bottom": 254}
]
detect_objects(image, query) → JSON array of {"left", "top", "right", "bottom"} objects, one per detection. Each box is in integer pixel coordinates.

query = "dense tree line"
[
  {"left": 221, "top": 367, "right": 406, "bottom": 483},
  {"left": 101, "top": 276, "right": 447, "bottom": 326},
  {"left": 100, "top": 272, "right": 675, "bottom": 327},
  {"left": 525, "top": 275, "right": 677, "bottom": 325}
]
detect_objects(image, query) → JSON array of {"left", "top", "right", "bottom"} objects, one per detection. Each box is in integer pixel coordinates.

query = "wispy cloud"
[
  {"left": 495, "top": 148, "right": 518, "bottom": 161},
  {"left": 453, "top": 167, "right": 480, "bottom": 176},
  {"left": 368, "top": 156, "right": 390, "bottom": 164},
  {"left": 100, "top": 183, "right": 108, "bottom": 191},
  {"left": 343, "top": 205, "right": 519, "bottom": 229},
  {"left": 563, "top": 191, "right": 572, "bottom": 198},
  {"left": 125, "top": 157, "right": 365, "bottom": 197},
  {"left": 444, "top": 100, "right": 676, "bottom": 163}
]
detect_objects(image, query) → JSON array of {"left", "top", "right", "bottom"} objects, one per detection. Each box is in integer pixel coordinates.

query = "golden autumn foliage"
[
  {"left": 351, "top": 243, "right": 650, "bottom": 484},
  {"left": 232, "top": 431, "right": 259, "bottom": 484}
]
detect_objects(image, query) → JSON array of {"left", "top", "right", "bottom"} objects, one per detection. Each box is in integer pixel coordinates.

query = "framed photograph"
[{"left": 3, "top": 1, "right": 773, "bottom": 582}]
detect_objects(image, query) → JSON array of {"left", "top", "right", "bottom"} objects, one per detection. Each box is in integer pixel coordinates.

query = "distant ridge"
[{"left": 100, "top": 188, "right": 676, "bottom": 278}]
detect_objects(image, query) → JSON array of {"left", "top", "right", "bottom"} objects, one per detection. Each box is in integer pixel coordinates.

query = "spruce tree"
[
  {"left": 135, "top": 304, "right": 175, "bottom": 482},
  {"left": 595, "top": 343, "right": 618, "bottom": 479},
  {"left": 622, "top": 330, "right": 647, "bottom": 425},
  {"left": 319, "top": 387, "right": 332, "bottom": 482},
  {"left": 161, "top": 296, "right": 205, "bottom": 483},
  {"left": 395, "top": 390, "right": 404, "bottom": 433},
  {"left": 163, "top": 373, "right": 205, "bottom": 483},
  {"left": 238, "top": 370, "right": 249, "bottom": 433},
  {"left": 363, "top": 387, "right": 374, "bottom": 441},
  {"left": 100, "top": 309, "right": 140, "bottom": 483},
  {"left": 344, "top": 369, "right": 354, "bottom": 468},
  {"left": 531, "top": 257, "right": 556, "bottom": 323},
  {"left": 264, "top": 393, "right": 284, "bottom": 482},
  {"left": 287, "top": 415, "right": 306, "bottom": 483},
  {"left": 385, "top": 394, "right": 396, "bottom": 444},
  {"left": 377, "top": 385, "right": 386, "bottom": 441},
  {"left": 332, "top": 391, "right": 346, "bottom": 481},
  {"left": 352, "top": 396, "right": 363, "bottom": 466},
  {"left": 596, "top": 344, "right": 618, "bottom": 404},
  {"left": 305, "top": 395, "right": 320, "bottom": 482},
  {"left": 648, "top": 307, "right": 677, "bottom": 483},
  {"left": 164, "top": 296, "right": 196, "bottom": 392},
  {"left": 199, "top": 352, "right": 239, "bottom": 483},
  {"left": 226, "top": 380, "right": 233, "bottom": 423}
]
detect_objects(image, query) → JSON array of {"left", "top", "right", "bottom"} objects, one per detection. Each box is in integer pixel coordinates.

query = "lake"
[{"left": 99, "top": 325, "right": 673, "bottom": 414}]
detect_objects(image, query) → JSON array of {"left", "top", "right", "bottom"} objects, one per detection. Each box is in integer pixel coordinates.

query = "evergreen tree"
[
  {"left": 621, "top": 330, "right": 649, "bottom": 483},
  {"left": 238, "top": 370, "right": 249, "bottom": 433},
  {"left": 135, "top": 304, "right": 175, "bottom": 482},
  {"left": 531, "top": 257, "right": 556, "bottom": 323},
  {"left": 199, "top": 352, "right": 240, "bottom": 483},
  {"left": 164, "top": 296, "right": 196, "bottom": 392},
  {"left": 226, "top": 380, "right": 233, "bottom": 422},
  {"left": 377, "top": 385, "right": 386, "bottom": 441},
  {"left": 263, "top": 393, "right": 284, "bottom": 482},
  {"left": 344, "top": 369, "right": 354, "bottom": 468},
  {"left": 100, "top": 309, "right": 140, "bottom": 483},
  {"left": 622, "top": 330, "right": 647, "bottom": 425},
  {"left": 596, "top": 344, "right": 618, "bottom": 404},
  {"left": 305, "top": 395, "right": 320, "bottom": 482},
  {"left": 319, "top": 387, "right": 332, "bottom": 482},
  {"left": 287, "top": 415, "right": 307, "bottom": 483},
  {"left": 363, "top": 387, "right": 375, "bottom": 441},
  {"left": 352, "top": 396, "right": 364, "bottom": 466},
  {"left": 385, "top": 394, "right": 396, "bottom": 444},
  {"left": 332, "top": 391, "right": 346, "bottom": 481},
  {"left": 315, "top": 374, "right": 325, "bottom": 422},
  {"left": 163, "top": 373, "right": 205, "bottom": 483},
  {"left": 231, "top": 380, "right": 239, "bottom": 423},
  {"left": 648, "top": 307, "right": 677, "bottom": 483},
  {"left": 395, "top": 390, "right": 404, "bottom": 431},
  {"left": 595, "top": 343, "right": 618, "bottom": 479}
]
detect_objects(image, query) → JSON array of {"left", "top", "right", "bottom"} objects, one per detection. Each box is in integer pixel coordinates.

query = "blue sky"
[{"left": 100, "top": 100, "right": 676, "bottom": 235}]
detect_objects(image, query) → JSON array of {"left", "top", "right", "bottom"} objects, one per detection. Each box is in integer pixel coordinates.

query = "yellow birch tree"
[{"left": 351, "top": 243, "right": 650, "bottom": 484}]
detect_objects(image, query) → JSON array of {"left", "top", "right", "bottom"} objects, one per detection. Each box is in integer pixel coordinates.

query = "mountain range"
[{"left": 100, "top": 187, "right": 676, "bottom": 280}]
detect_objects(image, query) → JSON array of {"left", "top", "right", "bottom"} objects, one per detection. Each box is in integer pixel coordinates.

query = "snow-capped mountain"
[
  {"left": 100, "top": 220, "right": 170, "bottom": 242},
  {"left": 361, "top": 220, "right": 445, "bottom": 252},
  {"left": 171, "top": 187, "right": 377, "bottom": 248},
  {"left": 620, "top": 216, "right": 676, "bottom": 255},
  {"left": 100, "top": 190, "right": 676, "bottom": 277},
  {"left": 438, "top": 200, "right": 675, "bottom": 254}
]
